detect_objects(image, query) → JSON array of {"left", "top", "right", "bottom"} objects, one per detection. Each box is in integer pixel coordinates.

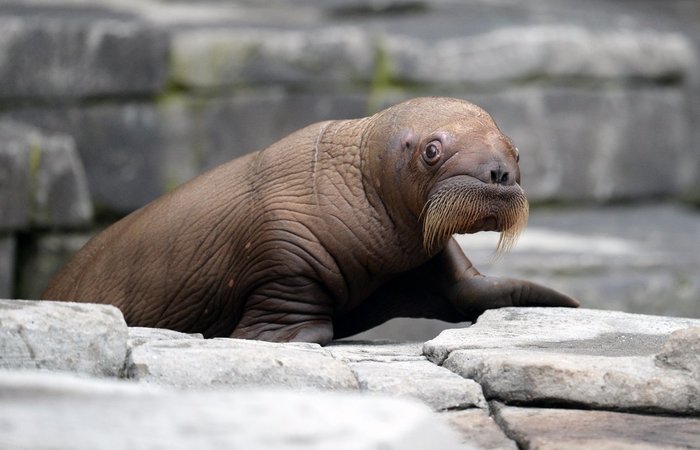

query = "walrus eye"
[{"left": 423, "top": 141, "right": 442, "bottom": 165}]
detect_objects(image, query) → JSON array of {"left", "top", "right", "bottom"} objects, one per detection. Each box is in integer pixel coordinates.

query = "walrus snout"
[
  {"left": 422, "top": 175, "right": 529, "bottom": 254},
  {"left": 469, "top": 158, "right": 519, "bottom": 187}
]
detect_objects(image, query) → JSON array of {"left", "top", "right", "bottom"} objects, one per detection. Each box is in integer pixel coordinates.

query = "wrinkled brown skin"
[{"left": 42, "top": 97, "right": 578, "bottom": 345}]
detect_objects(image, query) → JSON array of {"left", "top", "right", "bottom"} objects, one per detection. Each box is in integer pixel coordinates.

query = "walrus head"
[{"left": 364, "top": 97, "right": 528, "bottom": 256}]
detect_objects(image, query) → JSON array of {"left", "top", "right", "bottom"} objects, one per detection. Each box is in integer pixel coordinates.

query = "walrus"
[{"left": 42, "top": 97, "right": 578, "bottom": 345}]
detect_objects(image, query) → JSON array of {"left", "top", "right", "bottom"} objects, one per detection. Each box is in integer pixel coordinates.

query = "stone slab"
[
  {"left": 349, "top": 360, "right": 486, "bottom": 411},
  {"left": 6, "top": 103, "right": 167, "bottom": 214},
  {"left": 425, "top": 308, "right": 700, "bottom": 414},
  {"left": 0, "top": 370, "right": 465, "bottom": 450},
  {"left": 0, "top": 120, "right": 92, "bottom": 230},
  {"left": 443, "top": 409, "right": 518, "bottom": 450},
  {"left": 383, "top": 24, "right": 693, "bottom": 85},
  {"left": 424, "top": 308, "right": 700, "bottom": 364},
  {"left": 0, "top": 299, "right": 128, "bottom": 377},
  {"left": 31, "top": 131, "right": 93, "bottom": 228},
  {"left": 0, "top": 6, "right": 168, "bottom": 99},
  {"left": 170, "top": 26, "right": 375, "bottom": 89},
  {"left": 127, "top": 337, "right": 359, "bottom": 390},
  {"left": 328, "top": 341, "right": 485, "bottom": 411},
  {"left": 493, "top": 403, "right": 700, "bottom": 450}
]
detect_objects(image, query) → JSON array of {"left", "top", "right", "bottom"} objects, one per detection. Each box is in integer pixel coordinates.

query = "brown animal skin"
[{"left": 42, "top": 97, "right": 578, "bottom": 345}]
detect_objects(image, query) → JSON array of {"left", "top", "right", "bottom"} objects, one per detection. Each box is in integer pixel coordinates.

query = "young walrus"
[{"left": 42, "top": 97, "right": 579, "bottom": 344}]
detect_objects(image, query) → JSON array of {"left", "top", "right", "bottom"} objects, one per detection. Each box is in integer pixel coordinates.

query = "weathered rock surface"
[
  {"left": 425, "top": 307, "right": 700, "bottom": 414},
  {"left": 0, "top": 299, "right": 127, "bottom": 376},
  {"left": 654, "top": 326, "right": 700, "bottom": 375},
  {"left": 0, "top": 299, "right": 699, "bottom": 449},
  {"left": 0, "top": 5, "right": 168, "bottom": 99},
  {"left": 329, "top": 341, "right": 486, "bottom": 411},
  {"left": 127, "top": 337, "right": 359, "bottom": 390},
  {"left": 384, "top": 24, "right": 693, "bottom": 85},
  {"left": 443, "top": 409, "right": 518, "bottom": 450},
  {"left": 0, "top": 370, "right": 464, "bottom": 450},
  {"left": 171, "top": 26, "right": 375, "bottom": 89},
  {"left": 0, "top": 120, "right": 92, "bottom": 230},
  {"left": 492, "top": 403, "right": 700, "bottom": 450}
]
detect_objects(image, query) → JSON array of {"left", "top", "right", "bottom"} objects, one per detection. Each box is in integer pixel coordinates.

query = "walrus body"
[{"left": 42, "top": 97, "right": 578, "bottom": 344}]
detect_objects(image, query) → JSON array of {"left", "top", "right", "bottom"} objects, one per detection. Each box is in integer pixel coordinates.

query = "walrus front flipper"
[{"left": 439, "top": 238, "right": 579, "bottom": 321}]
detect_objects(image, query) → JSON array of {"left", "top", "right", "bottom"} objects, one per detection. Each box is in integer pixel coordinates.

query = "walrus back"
[{"left": 41, "top": 121, "right": 330, "bottom": 336}]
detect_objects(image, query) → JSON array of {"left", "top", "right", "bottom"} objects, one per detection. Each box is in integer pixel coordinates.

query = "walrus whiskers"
[{"left": 421, "top": 183, "right": 529, "bottom": 255}]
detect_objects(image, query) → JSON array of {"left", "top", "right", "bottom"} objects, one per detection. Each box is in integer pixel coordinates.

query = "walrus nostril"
[{"left": 490, "top": 169, "right": 510, "bottom": 185}]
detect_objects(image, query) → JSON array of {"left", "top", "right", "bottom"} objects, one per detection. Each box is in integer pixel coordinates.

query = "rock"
[
  {"left": 328, "top": 340, "right": 426, "bottom": 363},
  {"left": 424, "top": 308, "right": 700, "bottom": 364},
  {"left": 328, "top": 341, "right": 486, "bottom": 411},
  {"left": 655, "top": 326, "right": 700, "bottom": 374},
  {"left": 31, "top": 131, "right": 93, "bottom": 228},
  {"left": 7, "top": 103, "right": 167, "bottom": 214},
  {"left": 0, "top": 6, "right": 168, "bottom": 99},
  {"left": 127, "top": 326, "right": 204, "bottom": 349},
  {"left": 0, "top": 236, "right": 14, "bottom": 298},
  {"left": 0, "top": 299, "right": 128, "bottom": 377},
  {"left": 170, "top": 26, "right": 375, "bottom": 89},
  {"left": 383, "top": 24, "right": 694, "bottom": 85},
  {"left": 443, "top": 409, "right": 518, "bottom": 450},
  {"left": 16, "top": 232, "right": 94, "bottom": 300},
  {"left": 126, "top": 337, "right": 359, "bottom": 390},
  {"left": 0, "top": 120, "right": 92, "bottom": 229},
  {"left": 0, "top": 370, "right": 465, "bottom": 450},
  {"left": 492, "top": 403, "right": 700, "bottom": 450},
  {"left": 425, "top": 308, "right": 700, "bottom": 414}
]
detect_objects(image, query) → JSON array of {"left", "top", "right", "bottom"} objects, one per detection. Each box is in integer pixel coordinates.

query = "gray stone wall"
[{"left": 1, "top": 0, "right": 699, "bottom": 312}]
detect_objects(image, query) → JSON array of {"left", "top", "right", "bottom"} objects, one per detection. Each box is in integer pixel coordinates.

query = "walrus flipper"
[{"left": 438, "top": 239, "right": 580, "bottom": 320}]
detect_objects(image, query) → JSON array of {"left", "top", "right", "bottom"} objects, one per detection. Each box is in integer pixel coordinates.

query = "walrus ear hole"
[{"left": 422, "top": 141, "right": 442, "bottom": 166}]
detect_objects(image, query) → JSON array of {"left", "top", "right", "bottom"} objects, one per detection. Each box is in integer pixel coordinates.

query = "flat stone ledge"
[
  {"left": 127, "top": 337, "right": 359, "bottom": 390},
  {"left": 0, "top": 299, "right": 127, "bottom": 377},
  {"left": 0, "top": 370, "right": 464, "bottom": 450},
  {"left": 424, "top": 307, "right": 700, "bottom": 364},
  {"left": 492, "top": 403, "right": 700, "bottom": 450},
  {"left": 329, "top": 341, "right": 486, "bottom": 411},
  {"left": 425, "top": 308, "right": 700, "bottom": 414}
]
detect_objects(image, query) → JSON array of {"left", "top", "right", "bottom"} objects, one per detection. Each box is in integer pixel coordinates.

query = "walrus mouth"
[{"left": 421, "top": 175, "right": 529, "bottom": 255}]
